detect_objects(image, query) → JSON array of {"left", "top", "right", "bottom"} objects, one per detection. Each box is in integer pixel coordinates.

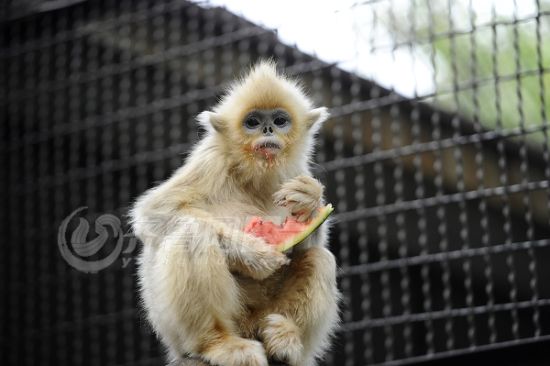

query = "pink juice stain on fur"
[
  {"left": 255, "top": 147, "right": 276, "bottom": 163},
  {"left": 243, "top": 144, "right": 277, "bottom": 165},
  {"left": 244, "top": 216, "right": 310, "bottom": 245}
]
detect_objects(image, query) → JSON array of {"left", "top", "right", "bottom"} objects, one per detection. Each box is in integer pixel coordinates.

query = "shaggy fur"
[{"left": 131, "top": 61, "right": 340, "bottom": 366}]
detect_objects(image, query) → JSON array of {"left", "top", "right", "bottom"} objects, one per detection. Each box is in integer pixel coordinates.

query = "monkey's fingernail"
[{"left": 297, "top": 213, "right": 310, "bottom": 222}]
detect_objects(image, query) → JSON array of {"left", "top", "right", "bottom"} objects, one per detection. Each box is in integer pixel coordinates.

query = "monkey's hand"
[
  {"left": 240, "top": 235, "right": 290, "bottom": 280},
  {"left": 222, "top": 229, "right": 290, "bottom": 280},
  {"left": 273, "top": 175, "right": 324, "bottom": 222}
]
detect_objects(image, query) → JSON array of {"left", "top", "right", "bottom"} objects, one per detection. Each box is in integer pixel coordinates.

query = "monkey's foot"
[
  {"left": 201, "top": 336, "right": 268, "bottom": 366},
  {"left": 260, "top": 314, "right": 303, "bottom": 366}
]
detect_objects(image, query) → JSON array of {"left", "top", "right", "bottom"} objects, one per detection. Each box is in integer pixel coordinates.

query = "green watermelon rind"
[{"left": 277, "top": 204, "right": 334, "bottom": 252}]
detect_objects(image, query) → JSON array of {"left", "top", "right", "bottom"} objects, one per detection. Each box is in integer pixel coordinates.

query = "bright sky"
[{"left": 196, "top": 0, "right": 539, "bottom": 98}]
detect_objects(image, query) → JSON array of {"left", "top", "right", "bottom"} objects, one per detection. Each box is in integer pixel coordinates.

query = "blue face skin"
[
  {"left": 243, "top": 109, "right": 292, "bottom": 139},
  {"left": 242, "top": 109, "right": 292, "bottom": 156}
]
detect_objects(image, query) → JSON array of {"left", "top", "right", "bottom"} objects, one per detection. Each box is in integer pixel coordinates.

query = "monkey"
[{"left": 130, "top": 61, "right": 340, "bottom": 366}]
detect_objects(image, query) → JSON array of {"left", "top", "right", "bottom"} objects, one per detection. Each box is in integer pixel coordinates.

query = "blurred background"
[{"left": 2, "top": 0, "right": 550, "bottom": 365}]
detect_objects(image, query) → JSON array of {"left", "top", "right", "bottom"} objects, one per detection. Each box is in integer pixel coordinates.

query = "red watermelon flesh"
[
  {"left": 244, "top": 217, "right": 308, "bottom": 245},
  {"left": 243, "top": 204, "right": 334, "bottom": 252}
]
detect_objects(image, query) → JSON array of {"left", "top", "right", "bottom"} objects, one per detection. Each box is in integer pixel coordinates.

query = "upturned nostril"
[{"left": 269, "top": 126, "right": 273, "bottom": 133}]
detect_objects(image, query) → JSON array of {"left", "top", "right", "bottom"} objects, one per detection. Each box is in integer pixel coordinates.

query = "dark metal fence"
[{"left": 2, "top": 1, "right": 550, "bottom": 365}]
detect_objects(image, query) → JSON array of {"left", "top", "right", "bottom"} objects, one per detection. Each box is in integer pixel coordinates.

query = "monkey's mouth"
[
  {"left": 256, "top": 141, "right": 281, "bottom": 150},
  {"left": 253, "top": 139, "right": 282, "bottom": 157}
]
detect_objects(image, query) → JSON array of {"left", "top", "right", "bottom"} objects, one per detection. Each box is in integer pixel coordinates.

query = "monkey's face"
[
  {"left": 241, "top": 108, "right": 295, "bottom": 160},
  {"left": 201, "top": 61, "right": 329, "bottom": 171}
]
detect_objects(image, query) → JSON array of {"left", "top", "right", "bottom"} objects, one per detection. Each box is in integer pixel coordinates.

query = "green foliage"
[{"left": 383, "top": 1, "right": 550, "bottom": 143}]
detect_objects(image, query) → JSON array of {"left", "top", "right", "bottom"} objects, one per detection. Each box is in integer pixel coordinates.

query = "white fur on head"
[
  {"left": 212, "top": 60, "right": 316, "bottom": 129},
  {"left": 199, "top": 61, "right": 330, "bottom": 138},
  {"left": 306, "top": 107, "right": 330, "bottom": 133},
  {"left": 196, "top": 111, "right": 225, "bottom": 133}
]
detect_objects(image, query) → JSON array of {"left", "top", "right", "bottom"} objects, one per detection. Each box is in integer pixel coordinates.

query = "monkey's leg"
[
  {"left": 140, "top": 227, "right": 269, "bottom": 366},
  {"left": 257, "top": 247, "right": 340, "bottom": 366}
]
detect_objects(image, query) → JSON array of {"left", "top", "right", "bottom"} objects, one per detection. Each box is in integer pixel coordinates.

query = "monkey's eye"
[
  {"left": 244, "top": 117, "right": 260, "bottom": 129},
  {"left": 273, "top": 117, "right": 288, "bottom": 127}
]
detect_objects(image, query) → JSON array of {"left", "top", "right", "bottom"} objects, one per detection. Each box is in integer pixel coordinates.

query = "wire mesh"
[{"left": 2, "top": 0, "right": 550, "bottom": 365}]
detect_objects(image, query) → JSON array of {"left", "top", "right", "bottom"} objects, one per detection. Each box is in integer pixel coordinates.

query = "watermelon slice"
[{"left": 244, "top": 204, "right": 334, "bottom": 252}]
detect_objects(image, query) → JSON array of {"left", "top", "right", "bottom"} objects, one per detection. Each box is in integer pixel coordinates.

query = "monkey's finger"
[
  {"left": 273, "top": 192, "right": 303, "bottom": 208},
  {"left": 296, "top": 174, "right": 322, "bottom": 188},
  {"left": 285, "top": 192, "right": 318, "bottom": 209},
  {"left": 274, "top": 197, "right": 292, "bottom": 207},
  {"left": 273, "top": 190, "right": 290, "bottom": 206},
  {"left": 292, "top": 175, "right": 323, "bottom": 197},
  {"left": 282, "top": 178, "right": 320, "bottom": 197},
  {"left": 295, "top": 212, "right": 312, "bottom": 223},
  {"left": 288, "top": 207, "right": 313, "bottom": 223},
  {"left": 274, "top": 177, "right": 322, "bottom": 206},
  {"left": 288, "top": 203, "right": 313, "bottom": 216}
]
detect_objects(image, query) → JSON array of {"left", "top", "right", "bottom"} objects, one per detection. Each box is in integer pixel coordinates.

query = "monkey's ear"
[
  {"left": 305, "top": 107, "right": 330, "bottom": 133},
  {"left": 197, "top": 111, "right": 226, "bottom": 134}
]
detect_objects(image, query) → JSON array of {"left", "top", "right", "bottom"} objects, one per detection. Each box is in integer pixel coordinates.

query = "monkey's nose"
[{"left": 263, "top": 126, "right": 274, "bottom": 135}]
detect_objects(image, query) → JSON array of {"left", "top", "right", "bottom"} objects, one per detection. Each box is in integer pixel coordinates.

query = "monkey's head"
[{"left": 197, "top": 61, "right": 329, "bottom": 176}]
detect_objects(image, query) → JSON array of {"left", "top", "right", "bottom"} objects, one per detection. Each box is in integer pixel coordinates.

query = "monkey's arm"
[
  {"left": 131, "top": 191, "right": 288, "bottom": 280},
  {"left": 181, "top": 207, "right": 290, "bottom": 279}
]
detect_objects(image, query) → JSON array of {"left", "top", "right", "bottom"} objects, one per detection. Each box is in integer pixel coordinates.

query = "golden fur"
[{"left": 131, "top": 61, "right": 340, "bottom": 366}]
